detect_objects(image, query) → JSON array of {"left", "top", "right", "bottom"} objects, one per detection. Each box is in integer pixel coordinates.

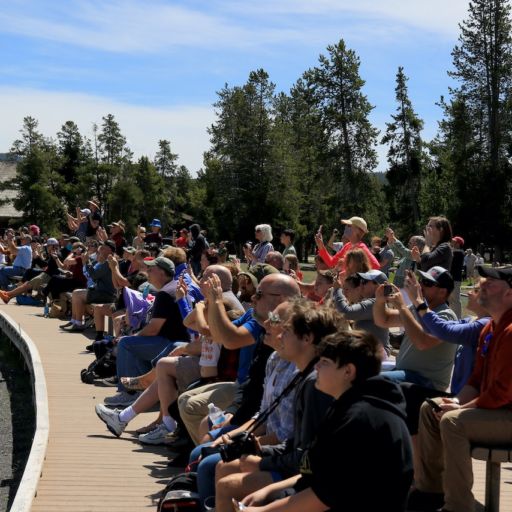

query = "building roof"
[{"left": 0, "top": 160, "right": 22, "bottom": 219}]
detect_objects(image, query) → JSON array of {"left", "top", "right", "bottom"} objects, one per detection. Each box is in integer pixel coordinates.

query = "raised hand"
[{"left": 175, "top": 275, "right": 188, "bottom": 300}]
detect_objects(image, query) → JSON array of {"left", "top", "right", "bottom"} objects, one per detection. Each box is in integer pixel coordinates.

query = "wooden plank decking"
[
  {"left": 4, "top": 305, "right": 176, "bottom": 511},
  {"left": 4, "top": 303, "right": 512, "bottom": 511}
]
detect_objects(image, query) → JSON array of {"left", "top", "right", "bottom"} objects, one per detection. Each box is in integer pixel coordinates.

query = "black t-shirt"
[
  {"left": 145, "top": 232, "right": 162, "bottom": 246},
  {"left": 451, "top": 249, "right": 465, "bottom": 282},
  {"left": 294, "top": 376, "right": 413, "bottom": 511},
  {"left": 150, "top": 291, "right": 189, "bottom": 341},
  {"left": 45, "top": 256, "right": 61, "bottom": 276},
  {"left": 259, "top": 369, "right": 333, "bottom": 477}
]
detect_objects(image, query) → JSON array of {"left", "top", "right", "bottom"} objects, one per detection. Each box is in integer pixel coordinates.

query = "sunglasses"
[
  {"left": 254, "top": 289, "right": 282, "bottom": 300},
  {"left": 267, "top": 311, "right": 282, "bottom": 325},
  {"left": 420, "top": 279, "right": 437, "bottom": 288}
]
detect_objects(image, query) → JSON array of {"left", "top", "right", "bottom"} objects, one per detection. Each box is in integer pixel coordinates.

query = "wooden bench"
[{"left": 471, "top": 444, "right": 512, "bottom": 512}]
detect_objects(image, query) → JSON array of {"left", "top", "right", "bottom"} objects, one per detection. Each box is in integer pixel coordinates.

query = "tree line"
[{"left": 3, "top": 0, "right": 512, "bottom": 258}]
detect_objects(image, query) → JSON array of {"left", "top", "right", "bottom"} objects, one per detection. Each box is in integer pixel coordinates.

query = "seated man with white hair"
[{"left": 244, "top": 224, "right": 274, "bottom": 268}]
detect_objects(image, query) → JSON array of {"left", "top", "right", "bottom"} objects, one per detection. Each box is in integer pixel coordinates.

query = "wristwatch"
[{"left": 415, "top": 301, "right": 428, "bottom": 313}]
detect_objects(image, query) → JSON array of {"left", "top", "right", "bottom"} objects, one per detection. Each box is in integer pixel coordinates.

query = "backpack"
[
  {"left": 157, "top": 472, "right": 199, "bottom": 511},
  {"left": 80, "top": 349, "right": 117, "bottom": 384}
]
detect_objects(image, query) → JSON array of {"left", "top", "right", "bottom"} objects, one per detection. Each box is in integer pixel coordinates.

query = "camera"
[
  {"left": 383, "top": 284, "right": 393, "bottom": 296},
  {"left": 218, "top": 431, "right": 259, "bottom": 462}
]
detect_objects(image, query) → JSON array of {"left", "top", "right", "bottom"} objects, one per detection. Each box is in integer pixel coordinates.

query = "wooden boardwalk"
[
  {"left": 4, "top": 305, "right": 176, "bottom": 511},
  {"left": 4, "top": 303, "right": 512, "bottom": 511}
]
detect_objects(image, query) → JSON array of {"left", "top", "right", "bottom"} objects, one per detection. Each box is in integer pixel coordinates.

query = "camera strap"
[{"left": 247, "top": 357, "right": 318, "bottom": 435}]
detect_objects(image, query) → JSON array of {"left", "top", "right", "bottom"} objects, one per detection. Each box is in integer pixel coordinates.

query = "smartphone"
[
  {"left": 317, "top": 224, "right": 323, "bottom": 235},
  {"left": 425, "top": 398, "right": 443, "bottom": 413},
  {"left": 383, "top": 284, "right": 393, "bottom": 296},
  {"left": 232, "top": 498, "right": 247, "bottom": 511},
  {"left": 410, "top": 261, "right": 417, "bottom": 272}
]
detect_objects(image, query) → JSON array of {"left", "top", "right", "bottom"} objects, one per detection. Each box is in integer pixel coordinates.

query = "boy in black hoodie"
[{"left": 241, "top": 330, "right": 414, "bottom": 512}]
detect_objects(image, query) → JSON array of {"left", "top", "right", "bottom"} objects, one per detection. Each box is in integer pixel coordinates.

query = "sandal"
[
  {"left": 120, "top": 376, "right": 146, "bottom": 391},
  {"left": 135, "top": 420, "right": 160, "bottom": 435}
]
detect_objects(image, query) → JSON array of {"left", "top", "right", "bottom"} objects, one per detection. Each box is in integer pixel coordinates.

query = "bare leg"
[
  {"left": 6, "top": 281, "right": 31, "bottom": 299},
  {"left": 131, "top": 380, "right": 159, "bottom": 415},
  {"left": 155, "top": 357, "right": 180, "bottom": 414},
  {"left": 216, "top": 470, "right": 274, "bottom": 512},
  {"left": 71, "top": 289, "right": 88, "bottom": 322},
  {"left": 93, "top": 304, "right": 108, "bottom": 332}
]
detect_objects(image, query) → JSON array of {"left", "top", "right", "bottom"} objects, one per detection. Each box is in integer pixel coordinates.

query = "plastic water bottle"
[
  {"left": 43, "top": 301, "right": 49, "bottom": 318},
  {"left": 142, "top": 284, "right": 150, "bottom": 300},
  {"left": 208, "top": 403, "right": 225, "bottom": 427}
]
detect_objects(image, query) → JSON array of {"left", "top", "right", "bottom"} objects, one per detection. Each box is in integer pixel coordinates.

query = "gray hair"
[
  {"left": 256, "top": 224, "right": 273, "bottom": 242},
  {"left": 411, "top": 235, "right": 426, "bottom": 252}
]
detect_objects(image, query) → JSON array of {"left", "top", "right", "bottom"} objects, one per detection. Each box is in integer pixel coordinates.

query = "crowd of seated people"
[{"left": 2, "top": 207, "right": 512, "bottom": 512}]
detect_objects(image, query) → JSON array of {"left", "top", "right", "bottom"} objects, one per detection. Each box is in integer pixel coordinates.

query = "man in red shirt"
[
  {"left": 410, "top": 266, "right": 512, "bottom": 512},
  {"left": 314, "top": 216, "right": 380, "bottom": 270}
]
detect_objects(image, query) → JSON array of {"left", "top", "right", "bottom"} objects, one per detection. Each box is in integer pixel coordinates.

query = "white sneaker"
[
  {"left": 138, "top": 423, "right": 171, "bottom": 445},
  {"left": 103, "top": 391, "right": 140, "bottom": 407},
  {"left": 95, "top": 404, "right": 127, "bottom": 437}
]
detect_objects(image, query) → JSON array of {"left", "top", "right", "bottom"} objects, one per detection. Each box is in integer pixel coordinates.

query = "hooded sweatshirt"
[{"left": 295, "top": 375, "right": 413, "bottom": 512}]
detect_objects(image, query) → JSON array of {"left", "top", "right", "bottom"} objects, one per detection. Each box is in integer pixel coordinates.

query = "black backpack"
[
  {"left": 80, "top": 350, "right": 117, "bottom": 384},
  {"left": 157, "top": 472, "right": 200, "bottom": 511}
]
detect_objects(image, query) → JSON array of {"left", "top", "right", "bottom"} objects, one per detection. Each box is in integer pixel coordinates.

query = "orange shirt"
[
  {"left": 318, "top": 241, "right": 380, "bottom": 270},
  {"left": 467, "top": 308, "right": 512, "bottom": 409}
]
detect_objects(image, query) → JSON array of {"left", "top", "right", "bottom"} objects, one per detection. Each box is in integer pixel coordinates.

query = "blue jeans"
[
  {"left": 189, "top": 425, "right": 238, "bottom": 510},
  {"left": 0, "top": 266, "right": 26, "bottom": 289},
  {"left": 116, "top": 335, "right": 180, "bottom": 391},
  {"left": 381, "top": 369, "right": 435, "bottom": 389}
]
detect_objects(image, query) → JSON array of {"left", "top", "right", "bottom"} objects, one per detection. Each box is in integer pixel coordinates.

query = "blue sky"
[{"left": 0, "top": 0, "right": 470, "bottom": 173}]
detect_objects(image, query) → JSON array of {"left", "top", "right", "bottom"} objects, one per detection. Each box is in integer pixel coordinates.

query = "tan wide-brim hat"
[
  {"left": 112, "top": 220, "right": 126, "bottom": 233},
  {"left": 87, "top": 200, "right": 100, "bottom": 209},
  {"left": 341, "top": 216, "right": 368, "bottom": 233}
]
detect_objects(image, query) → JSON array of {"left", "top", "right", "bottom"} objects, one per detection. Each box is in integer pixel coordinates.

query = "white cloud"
[
  {"left": 228, "top": 0, "right": 469, "bottom": 38},
  {"left": 0, "top": 87, "right": 215, "bottom": 174},
  {"left": 0, "top": 0, "right": 469, "bottom": 54}
]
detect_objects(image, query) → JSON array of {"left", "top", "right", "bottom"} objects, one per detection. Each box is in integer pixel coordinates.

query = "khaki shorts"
[
  {"left": 176, "top": 356, "right": 201, "bottom": 393},
  {"left": 29, "top": 272, "right": 51, "bottom": 291}
]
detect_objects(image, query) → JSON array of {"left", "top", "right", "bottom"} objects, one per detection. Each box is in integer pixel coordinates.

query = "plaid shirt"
[{"left": 258, "top": 352, "right": 298, "bottom": 442}]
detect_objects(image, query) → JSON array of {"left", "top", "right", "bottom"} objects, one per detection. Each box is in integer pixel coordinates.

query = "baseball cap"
[
  {"left": 477, "top": 265, "right": 512, "bottom": 287},
  {"left": 452, "top": 236, "right": 465, "bottom": 246},
  {"left": 249, "top": 263, "right": 279, "bottom": 283},
  {"left": 341, "top": 216, "right": 368, "bottom": 233},
  {"left": 238, "top": 271, "right": 258, "bottom": 289},
  {"left": 417, "top": 266, "right": 454, "bottom": 292},
  {"left": 145, "top": 256, "right": 175, "bottom": 276},
  {"left": 45, "top": 237, "right": 59, "bottom": 246},
  {"left": 150, "top": 218, "right": 162, "bottom": 228},
  {"left": 357, "top": 269, "right": 388, "bottom": 285}
]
